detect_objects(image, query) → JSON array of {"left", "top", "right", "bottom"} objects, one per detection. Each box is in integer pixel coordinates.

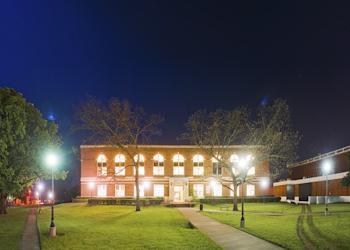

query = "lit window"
[
  {"left": 246, "top": 184, "right": 255, "bottom": 196},
  {"left": 133, "top": 154, "right": 145, "bottom": 176},
  {"left": 212, "top": 183, "right": 222, "bottom": 196},
  {"left": 237, "top": 186, "right": 240, "bottom": 196},
  {"left": 173, "top": 153, "right": 185, "bottom": 175},
  {"left": 134, "top": 167, "right": 145, "bottom": 176},
  {"left": 97, "top": 154, "right": 107, "bottom": 177},
  {"left": 193, "top": 184, "right": 204, "bottom": 198},
  {"left": 133, "top": 154, "right": 145, "bottom": 162},
  {"left": 115, "top": 184, "right": 125, "bottom": 197},
  {"left": 134, "top": 184, "right": 145, "bottom": 197},
  {"left": 153, "top": 153, "right": 164, "bottom": 175},
  {"left": 230, "top": 154, "right": 239, "bottom": 163},
  {"left": 212, "top": 156, "right": 222, "bottom": 175},
  {"left": 230, "top": 154, "right": 239, "bottom": 176},
  {"left": 97, "top": 184, "right": 107, "bottom": 197},
  {"left": 247, "top": 167, "right": 255, "bottom": 176},
  {"left": 153, "top": 184, "right": 164, "bottom": 197},
  {"left": 193, "top": 154, "right": 204, "bottom": 176},
  {"left": 115, "top": 154, "right": 125, "bottom": 176}
]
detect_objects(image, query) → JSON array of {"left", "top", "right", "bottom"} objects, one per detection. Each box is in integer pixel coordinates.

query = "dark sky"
[{"left": 1, "top": 1, "right": 350, "bottom": 161}]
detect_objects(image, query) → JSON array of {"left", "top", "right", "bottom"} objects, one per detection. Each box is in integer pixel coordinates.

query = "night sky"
[{"left": 1, "top": 1, "right": 350, "bottom": 163}]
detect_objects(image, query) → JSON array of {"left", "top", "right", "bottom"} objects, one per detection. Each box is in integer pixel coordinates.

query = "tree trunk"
[
  {"left": 0, "top": 193, "right": 7, "bottom": 215},
  {"left": 135, "top": 161, "right": 141, "bottom": 212},
  {"left": 232, "top": 182, "right": 238, "bottom": 211}
]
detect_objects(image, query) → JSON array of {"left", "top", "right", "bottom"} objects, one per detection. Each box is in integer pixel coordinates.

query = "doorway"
[{"left": 173, "top": 185, "right": 184, "bottom": 202}]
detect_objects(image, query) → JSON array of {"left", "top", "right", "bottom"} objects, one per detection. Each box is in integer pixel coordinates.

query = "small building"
[
  {"left": 274, "top": 145, "right": 350, "bottom": 204},
  {"left": 80, "top": 145, "right": 272, "bottom": 202}
]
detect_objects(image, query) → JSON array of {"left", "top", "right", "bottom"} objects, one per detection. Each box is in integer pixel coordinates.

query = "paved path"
[
  {"left": 18, "top": 208, "right": 40, "bottom": 250},
  {"left": 177, "top": 208, "right": 283, "bottom": 250}
]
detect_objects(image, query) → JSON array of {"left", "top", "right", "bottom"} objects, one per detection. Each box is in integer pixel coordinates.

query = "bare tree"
[
  {"left": 182, "top": 108, "right": 249, "bottom": 211},
  {"left": 74, "top": 98, "right": 163, "bottom": 212},
  {"left": 245, "top": 99, "right": 301, "bottom": 180},
  {"left": 183, "top": 99, "right": 300, "bottom": 211}
]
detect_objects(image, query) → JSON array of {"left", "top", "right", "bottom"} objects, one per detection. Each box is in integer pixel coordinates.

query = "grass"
[
  {"left": 202, "top": 202, "right": 350, "bottom": 250},
  {"left": 38, "top": 203, "right": 220, "bottom": 250},
  {"left": 0, "top": 207, "right": 28, "bottom": 250}
]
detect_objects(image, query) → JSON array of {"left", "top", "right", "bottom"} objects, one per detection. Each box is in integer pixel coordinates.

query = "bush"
[
  {"left": 199, "top": 196, "right": 280, "bottom": 204},
  {"left": 87, "top": 197, "right": 164, "bottom": 206}
]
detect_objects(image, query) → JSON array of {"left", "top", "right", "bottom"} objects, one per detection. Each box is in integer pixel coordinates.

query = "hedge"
[
  {"left": 199, "top": 196, "right": 280, "bottom": 204},
  {"left": 87, "top": 197, "right": 164, "bottom": 206}
]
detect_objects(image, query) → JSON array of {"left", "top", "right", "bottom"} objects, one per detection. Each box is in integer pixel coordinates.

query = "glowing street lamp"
[
  {"left": 143, "top": 181, "right": 151, "bottom": 189},
  {"left": 260, "top": 178, "right": 270, "bottom": 189},
  {"left": 322, "top": 159, "right": 333, "bottom": 216},
  {"left": 233, "top": 154, "right": 253, "bottom": 228},
  {"left": 44, "top": 151, "right": 60, "bottom": 237}
]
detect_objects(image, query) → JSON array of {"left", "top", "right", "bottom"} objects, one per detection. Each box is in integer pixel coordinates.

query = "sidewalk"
[
  {"left": 177, "top": 208, "right": 283, "bottom": 250},
  {"left": 18, "top": 208, "right": 40, "bottom": 250}
]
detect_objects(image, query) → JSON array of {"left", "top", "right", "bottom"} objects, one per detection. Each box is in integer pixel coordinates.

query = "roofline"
[
  {"left": 80, "top": 144, "right": 259, "bottom": 149},
  {"left": 288, "top": 145, "right": 350, "bottom": 168}
]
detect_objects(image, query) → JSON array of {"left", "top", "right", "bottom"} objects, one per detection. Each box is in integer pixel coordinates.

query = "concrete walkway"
[
  {"left": 177, "top": 208, "right": 283, "bottom": 250},
  {"left": 18, "top": 208, "right": 40, "bottom": 250}
]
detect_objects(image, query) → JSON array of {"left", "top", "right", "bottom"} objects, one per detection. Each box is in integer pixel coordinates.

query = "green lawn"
[
  {"left": 37, "top": 203, "right": 220, "bottom": 250},
  {"left": 0, "top": 207, "right": 28, "bottom": 250},
  {"left": 202, "top": 202, "right": 350, "bottom": 250}
]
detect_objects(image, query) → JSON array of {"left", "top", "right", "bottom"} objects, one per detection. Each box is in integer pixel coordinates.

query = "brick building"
[
  {"left": 274, "top": 145, "right": 350, "bottom": 204},
  {"left": 80, "top": 145, "right": 272, "bottom": 202}
]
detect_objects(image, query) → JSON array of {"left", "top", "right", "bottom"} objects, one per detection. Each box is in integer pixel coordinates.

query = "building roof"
[{"left": 288, "top": 145, "right": 350, "bottom": 168}]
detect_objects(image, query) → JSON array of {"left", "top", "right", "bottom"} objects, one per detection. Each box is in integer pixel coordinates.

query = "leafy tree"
[
  {"left": 341, "top": 154, "right": 350, "bottom": 187},
  {"left": 74, "top": 98, "right": 163, "bottom": 212},
  {"left": 183, "top": 99, "right": 300, "bottom": 211},
  {"left": 0, "top": 88, "right": 65, "bottom": 214}
]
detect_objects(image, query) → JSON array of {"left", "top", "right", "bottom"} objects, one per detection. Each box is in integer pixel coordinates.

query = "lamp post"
[
  {"left": 322, "top": 160, "right": 332, "bottom": 216},
  {"left": 45, "top": 152, "right": 59, "bottom": 237},
  {"left": 235, "top": 155, "right": 253, "bottom": 228}
]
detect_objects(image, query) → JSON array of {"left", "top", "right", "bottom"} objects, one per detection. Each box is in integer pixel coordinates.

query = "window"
[
  {"left": 115, "top": 184, "right": 125, "bottom": 197},
  {"left": 153, "top": 153, "right": 164, "bottom": 176},
  {"left": 212, "top": 156, "right": 222, "bottom": 175},
  {"left": 193, "top": 154, "right": 204, "bottom": 176},
  {"left": 246, "top": 184, "right": 255, "bottom": 196},
  {"left": 133, "top": 154, "right": 145, "bottom": 176},
  {"left": 97, "top": 154, "right": 107, "bottom": 176},
  {"left": 134, "top": 184, "right": 145, "bottom": 197},
  {"left": 212, "top": 183, "right": 222, "bottom": 197},
  {"left": 97, "top": 184, "right": 107, "bottom": 197},
  {"left": 230, "top": 154, "right": 239, "bottom": 176},
  {"left": 173, "top": 153, "right": 184, "bottom": 175},
  {"left": 193, "top": 184, "right": 204, "bottom": 198},
  {"left": 153, "top": 184, "right": 164, "bottom": 197},
  {"left": 237, "top": 186, "right": 240, "bottom": 196},
  {"left": 115, "top": 154, "right": 125, "bottom": 176},
  {"left": 247, "top": 167, "right": 255, "bottom": 176},
  {"left": 134, "top": 167, "right": 145, "bottom": 176}
]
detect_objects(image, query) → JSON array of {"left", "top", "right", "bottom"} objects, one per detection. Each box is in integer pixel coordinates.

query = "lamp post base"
[
  {"left": 49, "top": 226, "right": 56, "bottom": 237},
  {"left": 240, "top": 218, "right": 245, "bottom": 228}
]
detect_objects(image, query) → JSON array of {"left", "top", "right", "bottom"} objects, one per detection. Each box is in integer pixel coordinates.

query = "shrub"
[
  {"left": 199, "top": 196, "right": 280, "bottom": 204},
  {"left": 87, "top": 197, "right": 164, "bottom": 206}
]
